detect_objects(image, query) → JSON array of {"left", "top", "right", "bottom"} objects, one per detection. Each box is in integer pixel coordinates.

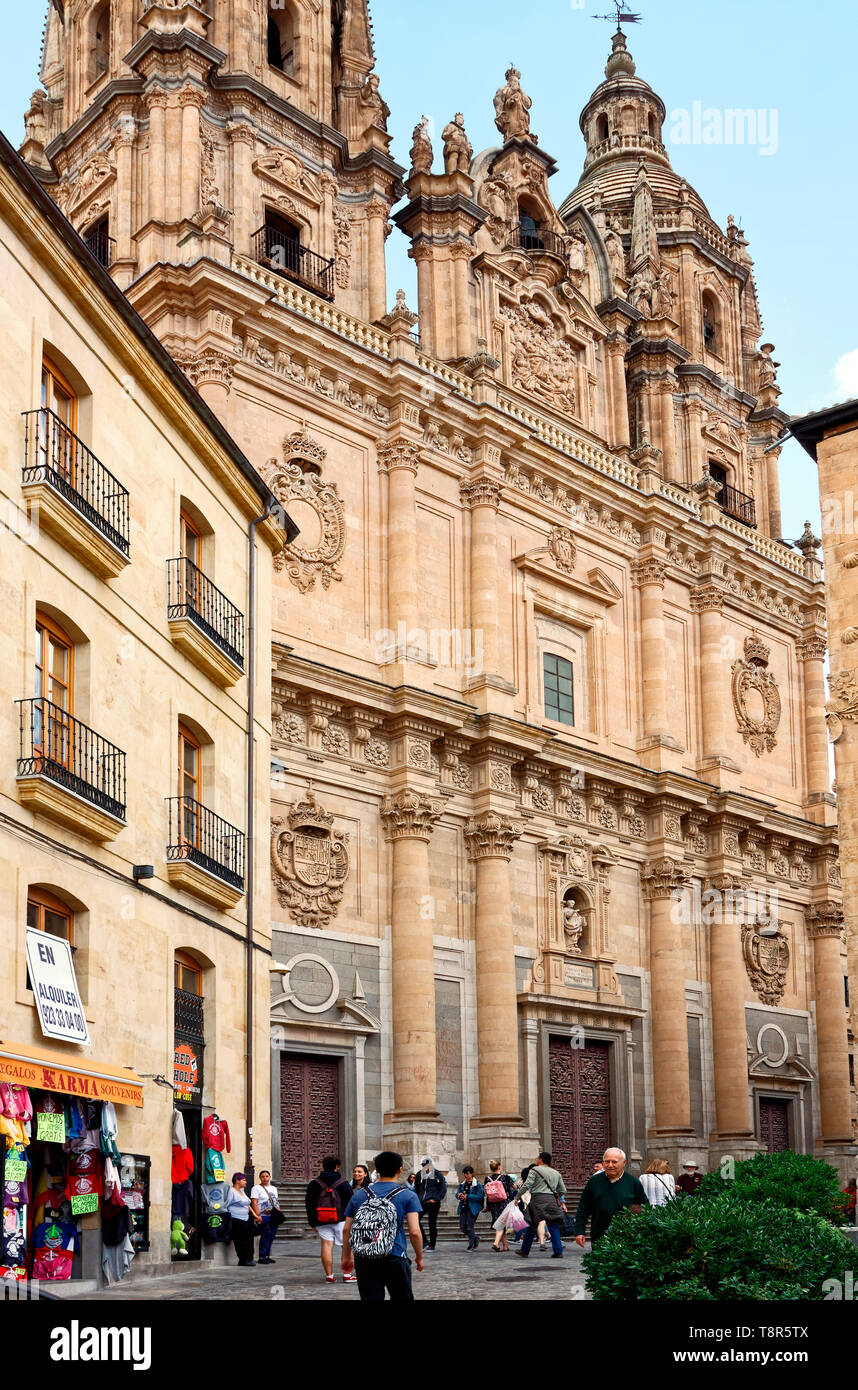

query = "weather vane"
[{"left": 593, "top": 2, "right": 643, "bottom": 25}]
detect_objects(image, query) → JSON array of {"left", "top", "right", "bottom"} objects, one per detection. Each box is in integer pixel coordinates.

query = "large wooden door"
[
  {"left": 280, "top": 1054, "right": 340, "bottom": 1181},
  {"left": 759, "top": 1097, "right": 790, "bottom": 1152},
  {"left": 549, "top": 1037, "right": 612, "bottom": 1187}
]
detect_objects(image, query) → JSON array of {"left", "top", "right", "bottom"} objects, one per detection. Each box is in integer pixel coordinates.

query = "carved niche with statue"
[{"left": 533, "top": 835, "right": 620, "bottom": 998}]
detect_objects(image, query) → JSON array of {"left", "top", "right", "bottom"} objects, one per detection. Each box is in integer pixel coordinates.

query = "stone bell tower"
[{"left": 22, "top": 0, "right": 402, "bottom": 331}]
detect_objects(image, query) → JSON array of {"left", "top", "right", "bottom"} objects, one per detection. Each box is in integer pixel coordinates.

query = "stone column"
[
  {"left": 708, "top": 874, "right": 755, "bottom": 1144},
  {"left": 605, "top": 335, "right": 630, "bottom": 450},
  {"left": 691, "top": 582, "right": 728, "bottom": 768},
  {"left": 226, "top": 120, "right": 256, "bottom": 256},
  {"left": 658, "top": 377, "right": 679, "bottom": 482},
  {"left": 145, "top": 92, "right": 168, "bottom": 224},
  {"left": 165, "top": 100, "right": 183, "bottom": 224},
  {"left": 112, "top": 117, "right": 136, "bottom": 268},
  {"left": 381, "top": 790, "right": 442, "bottom": 1118},
  {"left": 465, "top": 813, "right": 523, "bottom": 1123},
  {"left": 632, "top": 557, "right": 668, "bottom": 742},
  {"left": 179, "top": 87, "right": 204, "bottom": 223},
  {"left": 366, "top": 197, "right": 389, "bottom": 324},
  {"left": 451, "top": 241, "right": 473, "bottom": 360},
  {"left": 642, "top": 859, "right": 693, "bottom": 1135},
  {"left": 378, "top": 440, "right": 420, "bottom": 653},
  {"left": 797, "top": 635, "right": 831, "bottom": 802},
  {"left": 460, "top": 477, "right": 502, "bottom": 680},
  {"left": 766, "top": 450, "right": 783, "bottom": 540},
  {"left": 807, "top": 903, "right": 853, "bottom": 1145}
]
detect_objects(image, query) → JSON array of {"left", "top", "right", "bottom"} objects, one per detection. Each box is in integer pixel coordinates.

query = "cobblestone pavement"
[{"left": 77, "top": 1237, "right": 592, "bottom": 1302}]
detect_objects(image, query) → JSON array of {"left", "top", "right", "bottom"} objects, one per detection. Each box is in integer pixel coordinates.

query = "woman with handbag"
[
  {"left": 251, "top": 1169, "right": 283, "bottom": 1264},
  {"left": 485, "top": 1161, "right": 516, "bottom": 1251},
  {"left": 639, "top": 1158, "right": 676, "bottom": 1207}
]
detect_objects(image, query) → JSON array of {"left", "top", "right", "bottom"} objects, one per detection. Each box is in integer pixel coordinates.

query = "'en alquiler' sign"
[{"left": 25, "top": 927, "right": 90, "bottom": 1046}]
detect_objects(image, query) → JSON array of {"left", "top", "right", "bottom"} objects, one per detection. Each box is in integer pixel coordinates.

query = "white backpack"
[{"left": 349, "top": 1183, "right": 405, "bottom": 1259}]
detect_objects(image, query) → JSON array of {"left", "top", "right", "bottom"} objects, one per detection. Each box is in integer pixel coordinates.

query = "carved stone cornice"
[
  {"left": 459, "top": 477, "right": 502, "bottom": 510},
  {"left": 377, "top": 439, "right": 420, "bottom": 475},
  {"left": 631, "top": 557, "right": 666, "bottom": 589},
  {"left": 805, "top": 901, "right": 845, "bottom": 941},
  {"left": 641, "top": 857, "right": 691, "bottom": 900},
  {"left": 464, "top": 812, "right": 522, "bottom": 861},
  {"left": 380, "top": 790, "right": 443, "bottom": 842}
]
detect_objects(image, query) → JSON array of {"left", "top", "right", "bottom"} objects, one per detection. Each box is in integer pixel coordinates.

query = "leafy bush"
[
  {"left": 698, "top": 1150, "right": 850, "bottom": 1225},
  {"left": 584, "top": 1194, "right": 854, "bottom": 1301}
]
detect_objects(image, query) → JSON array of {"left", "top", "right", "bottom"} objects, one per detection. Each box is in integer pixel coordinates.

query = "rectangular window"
[
  {"left": 27, "top": 890, "right": 73, "bottom": 945},
  {"left": 41, "top": 359, "right": 78, "bottom": 486},
  {"left": 178, "top": 724, "right": 202, "bottom": 848},
  {"left": 849, "top": 1054, "right": 855, "bottom": 1089},
  {"left": 544, "top": 653, "right": 574, "bottom": 727}
]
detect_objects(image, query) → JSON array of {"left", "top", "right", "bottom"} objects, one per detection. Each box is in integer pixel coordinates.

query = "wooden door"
[
  {"left": 549, "top": 1036, "right": 612, "bottom": 1187},
  {"left": 759, "top": 1097, "right": 790, "bottom": 1152},
  {"left": 279, "top": 1055, "right": 340, "bottom": 1182}
]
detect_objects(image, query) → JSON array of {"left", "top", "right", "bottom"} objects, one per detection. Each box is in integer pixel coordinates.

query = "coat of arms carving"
[
  {"left": 731, "top": 632, "right": 781, "bottom": 756},
  {"left": 500, "top": 299, "right": 579, "bottom": 416},
  {"left": 271, "top": 785, "right": 350, "bottom": 929},
  {"left": 741, "top": 922, "right": 789, "bottom": 1006},
  {"left": 261, "top": 429, "right": 346, "bottom": 593}
]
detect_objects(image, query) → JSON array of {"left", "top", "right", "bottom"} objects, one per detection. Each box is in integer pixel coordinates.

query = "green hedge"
[
  {"left": 698, "top": 1150, "right": 850, "bottom": 1224},
  {"left": 583, "top": 1193, "right": 854, "bottom": 1301}
]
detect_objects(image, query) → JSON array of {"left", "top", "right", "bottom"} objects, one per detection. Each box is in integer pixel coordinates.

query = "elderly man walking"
[
  {"left": 516, "top": 1151, "right": 568, "bottom": 1259},
  {"left": 574, "top": 1147, "right": 648, "bottom": 1247}
]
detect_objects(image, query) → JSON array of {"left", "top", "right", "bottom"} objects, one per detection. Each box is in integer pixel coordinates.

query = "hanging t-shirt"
[
  {"left": 201, "top": 1117, "right": 231, "bottom": 1153},
  {"left": 33, "top": 1248, "right": 75, "bottom": 1281},
  {"left": 66, "top": 1149, "right": 103, "bottom": 1201},
  {"left": 204, "top": 1148, "right": 226, "bottom": 1184},
  {"left": 3, "top": 1179, "right": 29, "bottom": 1208},
  {"left": 32, "top": 1219, "right": 79, "bottom": 1254},
  {"left": 100, "top": 1102, "right": 121, "bottom": 1163},
  {"left": 171, "top": 1146, "right": 194, "bottom": 1185},
  {"left": 201, "top": 1182, "right": 229, "bottom": 1213},
  {"left": 1, "top": 1209, "right": 26, "bottom": 1266},
  {"left": 202, "top": 1209, "right": 232, "bottom": 1244},
  {"left": 0, "top": 1084, "right": 33, "bottom": 1121}
]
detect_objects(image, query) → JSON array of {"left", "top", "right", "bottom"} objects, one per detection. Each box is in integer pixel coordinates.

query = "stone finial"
[
  {"left": 378, "top": 289, "right": 418, "bottom": 336},
  {"left": 409, "top": 115, "right": 433, "bottom": 175},
  {"left": 795, "top": 520, "right": 821, "bottom": 562},
  {"left": 605, "top": 28, "right": 636, "bottom": 79},
  {"left": 463, "top": 337, "right": 501, "bottom": 378},
  {"left": 692, "top": 466, "right": 722, "bottom": 504},
  {"left": 493, "top": 65, "right": 535, "bottom": 142},
  {"left": 441, "top": 113, "right": 472, "bottom": 174}
]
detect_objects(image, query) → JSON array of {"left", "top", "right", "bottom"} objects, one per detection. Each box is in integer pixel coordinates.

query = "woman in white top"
[
  {"left": 251, "top": 1169, "right": 280, "bottom": 1265},
  {"left": 639, "top": 1158, "right": 676, "bottom": 1207}
]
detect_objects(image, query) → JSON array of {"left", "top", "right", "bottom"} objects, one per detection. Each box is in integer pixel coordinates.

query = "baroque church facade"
[{"left": 22, "top": 0, "right": 856, "bottom": 1186}]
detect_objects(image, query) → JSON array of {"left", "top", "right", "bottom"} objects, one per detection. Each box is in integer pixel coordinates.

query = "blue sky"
[{"left": 3, "top": 1, "right": 854, "bottom": 539}]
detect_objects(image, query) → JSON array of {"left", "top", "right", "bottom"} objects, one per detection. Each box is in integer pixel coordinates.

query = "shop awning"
[{"left": 0, "top": 1042, "right": 143, "bottom": 1107}]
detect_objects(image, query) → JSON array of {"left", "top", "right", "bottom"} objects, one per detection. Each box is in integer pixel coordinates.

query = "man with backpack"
[
  {"left": 305, "top": 1156, "right": 355, "bottom": 1284},
  {"left": 341, "top": 1150, "right": 424, "bottom": 1300}
]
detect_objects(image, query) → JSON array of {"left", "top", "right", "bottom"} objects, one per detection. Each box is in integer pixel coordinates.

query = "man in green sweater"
[{"left": 574, "top": 1147, "right": 648, "bottom": 1246}]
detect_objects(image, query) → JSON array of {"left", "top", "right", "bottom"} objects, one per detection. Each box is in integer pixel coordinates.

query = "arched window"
[
  {"left": 90, "top": 0, "right": 110, "bottom": 84},
  {"left": 268, "top": 7, "right": 295, "bottom": 76},
  {"left": 621, "top": 103, "right": 636, "bottom": 134},
  {"left": 701, "top": 289, "right": 721, "bottom": 353},
  {"left": 596, "top": 112, "right": 609, "bottom": 143},
  {"left": 518, "top": 206, "right": 544, "bottom": 251},
  {"left": 647, "top": 111, "right": 658, "bottom": 138},
  {"left": 175, "top": 949, "right": 203, "bottom": 997},
  {"left": 27, "top": 887, "right": 74, "bottom": 945}
]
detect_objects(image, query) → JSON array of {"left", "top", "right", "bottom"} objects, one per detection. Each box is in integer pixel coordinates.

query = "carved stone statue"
[
  {"left": 409, "top": 116, "right": 433, "bottom": 175},
  {"left": 442, "top": 113, "right": 472, "bottom": 175},
  {"left": 360, "top": 71, "right": 390, "bottom": 132},
  {"left": 757, "top": 342, "right": 779, "bottom": 390},
  {"left": 493, "top": 65, "right": 533, "bottom": 141},
  {"left": 603, "top": 218, "right": 626, "bottom": 286},
  {"left": 651, "top": 268, "right": 674, "bottom": 318},
  {"left": 566, "top": 229, "right": 587, "bottom": 287},
  {"left": 628, "top": 268, "right": 653, "bottom": 317},
  {"left": 563, "top": 902, "right": 585, "bottom": 954},
  {"left": 23, "top": 89, "right": 47, "bottom": 148}
]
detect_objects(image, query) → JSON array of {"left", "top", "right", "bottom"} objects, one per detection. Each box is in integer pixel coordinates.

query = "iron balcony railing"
[
  {"left": 166, "top": 796, "right": 245, "bottom": 892},
  {"left": 717, "top": 481, "right": 757, "bottom": 529},
  {"left": 17, "top": 696, "right": 127, "bottom": 822},
  {"left": 507, "top": 226, "right": 569, "bottom": 260},
  {"left": 174, "top": 987, "right": 205, "bottom": 1041},
  {"left": 84, "top": 224, "right": 116, "bottom": 268},
  {"left": 167, "top": 557, "right": 245, "bottom": 670},
  {"left": 22, "top": 408, "right": 131, "bottom": 556},
  {"left": 252, "top": 225, "right": 335, "bottom": 300}
]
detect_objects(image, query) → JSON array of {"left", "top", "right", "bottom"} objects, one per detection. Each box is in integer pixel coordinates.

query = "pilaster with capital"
[
  {"left": 642, "top": 858, "right": 694, "bottom": 1134},
  {"left": 464, "top": 812, "right": 524, "bottom": 1124},
  {"left": 632, "top": 556, "right": 669, "bottom": 748},
  {"left": 460, "top": 475, "right": 503, "bottom": 681},
  {"left": 378, "top": 439, "right": 421, "bottom": 656},
  {"left": 381, "top": 789, "right": 443, "bottom": 1119},
  {"left": 806, "top": 902, "right": 852, "bottom": 1143},
  {"left": 707, "top": 873, "right": 755, "bottom": 1142},
  {"left": 177, "top": 86, "right": 205, "bottom": 222},
  {"left": 691, "top": 581, "right": 731, "bottom": 771},
  {"left": 145, "top": 91, "right": 169, "bottom": 224},
  {"left": 226, "top": 119, "right": 256, "bottom": 254},
  {"left": 797, "top": 632, "right": 831, "bottom": 808}
]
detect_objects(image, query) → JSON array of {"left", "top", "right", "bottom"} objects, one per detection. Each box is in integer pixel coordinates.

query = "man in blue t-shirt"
[{"left": 342, "top": 1150, "right": 424, "bottom": 1300}]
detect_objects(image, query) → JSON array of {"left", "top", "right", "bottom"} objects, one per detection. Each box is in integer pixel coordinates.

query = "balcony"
[
  {"left": 16, "top": 697, "right": 126, "bottom": 841},
  {"left": 716, "top": 481, "right": 757, "bottom": 529},
  {"left": 506, "top": 226, "right": 569, "bottom": 261},
  {"left": 22, "top": 409, "right": 130, "bottom": 579},
  {"left": 166, "top": 796, "right": 245, "bottom": 909},
  {"left": 84, "top": 224, "right": 116, "bottom": 269},
  {"left": 167, "top": 557, "right": 245, "bottom": 687},
  {"left": 174, "top": 987, "right": 205, "bottom": 1042},
  {"left": 252, "top": 225, "right": 335, "bottom": 301}
]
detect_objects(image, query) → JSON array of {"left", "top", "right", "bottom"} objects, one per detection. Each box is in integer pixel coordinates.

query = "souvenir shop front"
[{"left": 0, "top": 1043, "right": 148, "bottom": 1288}]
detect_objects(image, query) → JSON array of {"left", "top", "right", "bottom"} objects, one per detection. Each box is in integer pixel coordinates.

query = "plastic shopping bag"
[{"left": 494, "top": 1201, "right": 528, "bottom": 1233}]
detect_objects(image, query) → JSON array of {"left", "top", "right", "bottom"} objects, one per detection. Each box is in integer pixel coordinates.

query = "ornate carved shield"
[
  {"left": 293, "top": 830, "right": 331, "bottom": 886},
  {"left": 742, "top": 922, "right": 789, "bottom": 1006}
]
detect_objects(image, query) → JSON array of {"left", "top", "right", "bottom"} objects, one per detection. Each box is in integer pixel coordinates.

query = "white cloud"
[{"left": 833, "top": 348, "right": 858, "bottom": 398}]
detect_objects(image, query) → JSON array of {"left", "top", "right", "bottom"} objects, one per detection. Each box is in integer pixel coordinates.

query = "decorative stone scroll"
[
  {"left": 261, "top": 429, "right": 346, "bottom": 594},
  {"left": 271, "top": 785, "right": 350, "bottom": 929},
  {"left": 731, "top": 632, "right": 781, "bottom": 756},
  {"left": 741, "top": 922, "right": 789, "bottom": 1006},
  {"left": 826, "top": 668, "right": 858, "bottom": 742}
]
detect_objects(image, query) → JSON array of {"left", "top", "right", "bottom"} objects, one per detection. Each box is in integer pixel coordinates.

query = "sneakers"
[
  {"left": 343, "top": 1273, "right": 357, "bottom": 1283},
  {"left": 258, "top": 1257, "right": 276, "bottom": 1264},
  {"left": 325, "top": 1274, "right": 336, "bottom": 1282}
]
